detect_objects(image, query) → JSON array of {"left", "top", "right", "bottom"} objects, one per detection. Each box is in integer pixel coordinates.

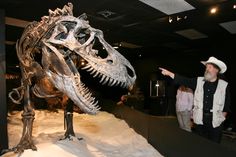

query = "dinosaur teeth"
[
  {"left": 83, "top": 88, "right": 89, "bottom": 94},
  {"left": 94, "top": 106, "right": 100, "bottom": 111},
  {"left": 81, "top": 64, "right": 91, "bottom": 70},
  {"left": 89, "top": 97, "right": 95, "bottom": 103},
  {"left": 93, "top": 71, "right": 100, "bottom": 78},
  {"left": 109, "top": 78, "right": 116, "bottom": 86},
  {"left": 111, "top": 79, "right": 117, "bottom": 86},
  {"left": 87, "top": 66, "right": 94, "bottom": 72},
  {"left": 114, "top": 81, "right": 120, "bottom": 86},
  {"left": 98, "top": 73, "right": 103, "bottom": 78},
  {"left": 121, "top": 82, "right": 126, "bottom": 88},
  {"left": 81, "top": 83, "right": 85, "bottom": 87},
  {"left": 84, "top": 93, "right": 91, "bottom": 99},
  {"left": 117, "top": 81, "right": 122, "bottom": 87},
  {"left": 120, "top": 82, "right": 124, "bottom": 87},
  {"left": 108, "top": 78, "right": 113, "bottom": 86},
  {"left": 99, "top": 75, "right": 106, "bottom": 83},
  {"left": 103, "top": 77, "right": 110, "bottom": 85},
  {"left": 92, "top": 101, "right": 98, "bottom": 107},
  {"left": 90, "top": 99, "right": 96, "bottom": 105},
  {"left": 90, "top": 69, "right": 97, "bottom": 75}
]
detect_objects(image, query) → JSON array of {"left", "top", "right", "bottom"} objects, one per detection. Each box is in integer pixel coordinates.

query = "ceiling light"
[
  {"left": 210, "top": 7, "right": 218, "bottom": 14},
  {"left": 175, "top": 29, "right": 208, "bottom": 40},
  {"left": 169, "top": 17, "right": 173, "bottom": 23},
  {"left": 139, "top": 0, "right": 195, "bottom": 15},
  {"left": 113, "top": 46, "right": 119, "bottom": 49},
  {"left": 220, "top": 21, "right": 236, "bottom": 34},
  {"left": 177, "top": 16, "right": 181, "bottom": 21},
  {"left": 233, "top": 5, "right": 236, "bottom": 9},
  {"left": 97, "top": 10, "right": 116, "bottom": 19}
]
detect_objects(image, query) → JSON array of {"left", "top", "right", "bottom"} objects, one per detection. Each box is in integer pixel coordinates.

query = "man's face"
[{"left": 204, "top": 63, "right": 219, "bottom": 81}]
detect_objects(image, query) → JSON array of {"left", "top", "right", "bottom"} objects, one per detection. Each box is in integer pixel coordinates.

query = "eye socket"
[
  {"left": 55, "top": 32, "right": 68, "bottom": 40},
  {"left": 54, "top": 21, "right": 77, "bottom": 40},
  {"left": 61, "top": 21, "right": 77, "bottom": 31},
  {"left": 75, "top": 28, "right": 90, "bottom": 44}
]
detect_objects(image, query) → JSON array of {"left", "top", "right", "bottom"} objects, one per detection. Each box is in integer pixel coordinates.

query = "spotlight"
[
  {"left": 80, "top": 59, "right": 86, "bottom": 66},
  {"left": 210, "top": 7, "right": 217, "bottom": 14},
  {"left": 233, "top": 5, "right": 236, "bottom": 9},
  {"left": 168, "top": 16, "right": 173, "bottom": 23},
  {"left": 177, "top": 16, "right": 181, "bottom": 21},
  {"left": 81, "top": 61, "right": 85, "bottom": 66},
  {"left": 138, "top": 54, "right": 142, "bottom": 57}
]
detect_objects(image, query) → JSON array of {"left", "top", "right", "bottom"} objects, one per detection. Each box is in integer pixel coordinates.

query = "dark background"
[{"left": 0, "top": 9, "right": 8, "bottom": 151}]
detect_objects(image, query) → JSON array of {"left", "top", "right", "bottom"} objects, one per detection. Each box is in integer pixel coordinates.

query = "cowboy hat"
[{"left": 201, "top": 56, "right": 227, "bottom": 74}]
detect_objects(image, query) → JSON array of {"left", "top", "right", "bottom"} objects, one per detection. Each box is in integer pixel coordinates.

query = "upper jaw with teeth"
[{"left": 81, "top": 63, "right": 129, "bottom": 88}]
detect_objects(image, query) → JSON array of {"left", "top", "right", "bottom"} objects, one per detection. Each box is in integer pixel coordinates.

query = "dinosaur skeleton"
[{"left": 8, "top": 3, "right": 136, "bottom": 153}]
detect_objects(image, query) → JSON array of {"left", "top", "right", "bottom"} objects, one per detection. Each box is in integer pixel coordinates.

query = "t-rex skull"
[{"left": 16, "top": 3, "right": 136, "bottom": 114}]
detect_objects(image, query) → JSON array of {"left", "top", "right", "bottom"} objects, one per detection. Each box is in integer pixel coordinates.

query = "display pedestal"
[{"left": 3, "top": 110, "right": 162, "bottom": 157}]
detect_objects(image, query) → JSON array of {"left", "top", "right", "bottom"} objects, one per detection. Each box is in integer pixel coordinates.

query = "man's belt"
[{"left": 203, "top": 109, "right": 213, "bottom": 116}]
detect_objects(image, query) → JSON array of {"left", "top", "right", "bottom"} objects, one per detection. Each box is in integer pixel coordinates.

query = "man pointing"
[{"left": 159, "top": 56, "right": 231, "bottom": 143}]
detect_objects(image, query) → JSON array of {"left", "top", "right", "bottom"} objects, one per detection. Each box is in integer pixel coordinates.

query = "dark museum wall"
[{"left": 0, "top": 9, "right": 8, "bottom": 151}]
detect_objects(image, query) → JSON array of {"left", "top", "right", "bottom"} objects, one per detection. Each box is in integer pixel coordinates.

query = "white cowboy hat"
[{"left": 201, "top": 56, "right": 227, "bottom": 74}]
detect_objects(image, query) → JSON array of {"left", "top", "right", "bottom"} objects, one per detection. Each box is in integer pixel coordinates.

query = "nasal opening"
[{"left": 126, "top": 66, "right": 134, "bottom": 78}]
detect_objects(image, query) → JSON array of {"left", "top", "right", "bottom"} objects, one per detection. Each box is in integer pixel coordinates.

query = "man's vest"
[{"left": 193, "top": 77, "right": 228, "bottom": 128}]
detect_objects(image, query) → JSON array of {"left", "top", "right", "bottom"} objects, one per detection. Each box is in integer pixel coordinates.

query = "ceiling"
[{"left": 1, "top": 0, "right": 236, "bottom": 69}]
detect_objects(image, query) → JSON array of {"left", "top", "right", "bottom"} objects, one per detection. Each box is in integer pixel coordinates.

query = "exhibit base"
[{"left": 3, "top": 110, "right": 162, "bottom": 157}]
